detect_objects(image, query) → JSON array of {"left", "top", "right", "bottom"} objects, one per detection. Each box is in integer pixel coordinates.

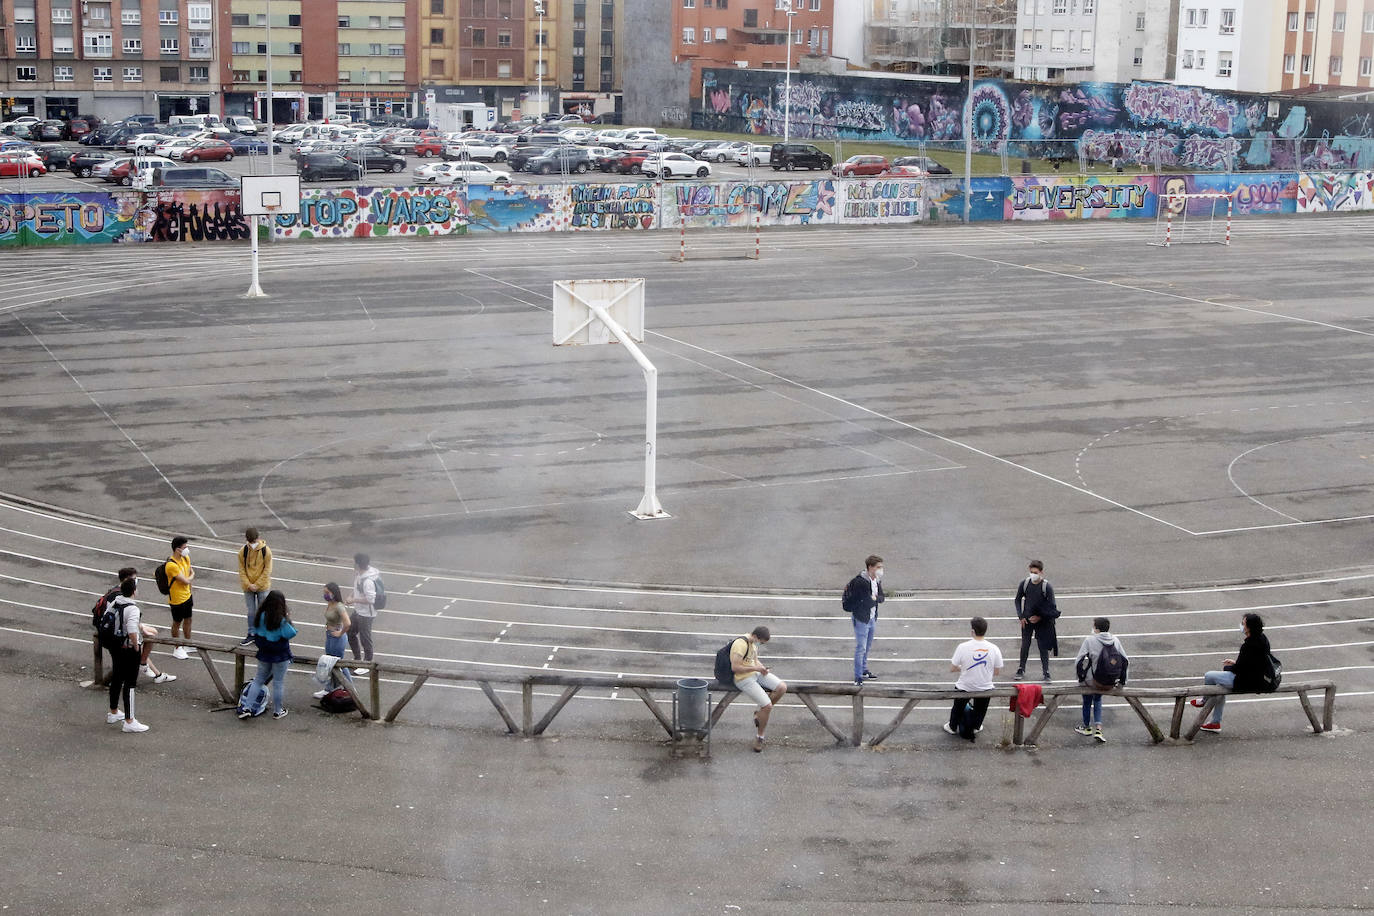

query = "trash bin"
[{"left": 676, "top": 677, "right": 709, "bottom": 733}]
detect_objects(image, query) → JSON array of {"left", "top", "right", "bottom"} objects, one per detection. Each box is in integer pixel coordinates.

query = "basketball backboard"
[
  {"left": 553, "top": 279, "right": 645, "bottom": 346},
  {"left": 241, "top": 174, "right": 301, "bottom": 217}
]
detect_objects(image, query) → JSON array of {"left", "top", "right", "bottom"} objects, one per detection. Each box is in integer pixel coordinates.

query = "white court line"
[{"left": 1225, "top": 436, "right": 1309, "bottom": 524}]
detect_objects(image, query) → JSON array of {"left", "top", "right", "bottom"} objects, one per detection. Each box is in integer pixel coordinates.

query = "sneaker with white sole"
[
  {"left": 152, "top": 672, "right": 176, "bottom": 684},
  {"left": 273, "top": 708, "right": 288, "bottom": 720},
  {"left": 171, "top": 647, "right": 190, "bottom": 660},
  {"left": 106, "top": 712, "right": 123, "bottom": 724},
  {"left": 352, "top": 668, "right": 368, "bottom": 676},
  {"left": 1093, "top": 726, "right": 1107, "bottom": 744},
  {"left": 1074, "top": 725, "right": 1094, "bottom": 737},
  {"left": 122, "top": 719, "right": 149, "bottom": 733},
  {"left": 312, "top": 689, "right": 329, "bottom": 699},
  {"left": 942, "top": 723, "right": 957, "bottom": 736},
  {"left": 239, "top": 636, "right": 255, "bottom": 647}
]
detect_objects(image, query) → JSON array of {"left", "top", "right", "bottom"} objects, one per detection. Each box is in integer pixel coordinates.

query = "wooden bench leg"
[
  {"left": 1296, "top": 690, "right": 1323, "bottom": 734},
  {"left": 1123, "top": 695, "right": 1164, "bottom": 743},
  {"left": 1322, "top": 685, "right": 1337, "bottom": 732},
  {"left": 479, "top": 680, "right": 520, "bottom": 734},
  {"left": 631, "top": 687, "right": 674, "bottom": 737},
  {"left": 1183, "top": 697, "right": 1218, "bottom": 740},
  {"left": 795, "top": 692, "right": 848, "bottom": 745},
  {"left": 531, "top": 685, "right": 581, "bottom": 736},
  {"left": 1022, "top": 695, "right": 1062, "bottom": 746},
  {"left": 383, "top": 673, "right": 429, "bottom": 723},
  {"left": 708, "top": 691, "right": 737, "bottom": 727},
  {"left": 196, "top": 647, "right": 236, "bottom": 704},
  {"left": 868, "top": 698, "right": 920, "bottom": 747},
  {"left": 1012, "top": 708, "right": 1026, "bottom": 746},
  {"left": 1169, "top": 696, "right": 1187, "bottom": 740},
  {"left": 850, "top": 694, "right": 864, "bottom": 747}
]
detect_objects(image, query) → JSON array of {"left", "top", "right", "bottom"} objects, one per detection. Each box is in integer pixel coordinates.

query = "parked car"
[
  {"left": 880, "top": 165, "right": 929, "bottom": 178},
  {"left": 128, "top": 133, "right": 173, "bottom": 154},
  {"left": 605, "top": 150, "right": 651, "bottom": 174},
  {"left": 68, "top": 150, "right": 115, "bottom": 177},
  {"left": 735, "top": 143, "right": 772, "bottom": 167},
  {"left": 833, "top": 155, "right": 890, "bottom": 177},
  {"left": 770, "top": 142, "right": 833, "bottom": 171},
  {"left": 34, "top": 120, "right": 67, "bottom": 142},
  {"left": 229, "top": 136, "right": 282, "bottom": 156},
  {"left": 92, "top": 156, "right": 131, "bottom": 181},
  {"left": 181, "top": 139, "right": 235, "bottom": 162},
  {"left": 442, "top": 138, "right": 511, "bottom": 162},
  {"left": 525, "top": 146, "right": 593, "bottom": 175},
  {"left": 35, "top": 146, "right": 78, "bottom": 169},
  {"left": 700, "top": 141, "right": 748, "bottom": 163},
  {"left": 508, "top": 138, "right": 571, "bottom": 172},
  {"left": 891, "top": 155, "right": 952, "bottom": 175},
  {"left": 344, "top": 146, "right": 406, "bottom": 172},
  {"left": 643, "top": 153, "right": 711, "bottom": 179},
  {"left": 135, "top": 165, "right": 238, "bottom": 191},
  {"left": 298, "top": 152, "right": 363, "bottom": 181},
  {"left": 225, "top": 115, "right": 258, "bottom": 135},
  {"left": 65, "top": 119, "right": 93, "bottom": 140},
  {"left": 412, "top": 161, "right": 511, "bottom": 185},
  {"left": 0, "top": 151, "right": 45, "bottom": 177},
  {"left": 111, "top": 155, "right": 176, "bottom": 186},
  {"left": 154, "top": 137, "right": 199, "bottom": 159}
]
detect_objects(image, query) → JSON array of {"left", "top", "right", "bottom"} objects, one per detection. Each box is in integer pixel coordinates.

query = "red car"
[
  {"left": 181, "top": 139, "right": 235, "bottom": 162},
  {"left": 880, "top": 164, "right": 928, "bottom": 178},
  {"left": 414, "top": 137, "right": 444, "bottom": 157},
  {"left": 612, "top": 150, "right": 651, "bottom": 174},
  {"left": 832, "top": 155, "right": 889, "bottom": 178},
  {"left": 0, "top": 152, "right": 46, "bottom": 177}
]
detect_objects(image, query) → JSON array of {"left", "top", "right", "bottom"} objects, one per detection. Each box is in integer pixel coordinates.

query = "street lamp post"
[
  {"left": 534, "top": 1, "right": 545, "bottom": 118},
  {"left": 265, "top": 0, "right": 275, "bottom": 175},
  {"left": 783, "top": 7, "right": 797, "bottom": 143}
]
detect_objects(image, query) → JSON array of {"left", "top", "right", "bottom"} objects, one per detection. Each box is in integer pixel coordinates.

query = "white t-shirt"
[
  {"left": 112, "top": 598, "right": 141, "bottom": 648},
  {"left": 951, "top": 638, "right": 1001, "bottom": 692}
]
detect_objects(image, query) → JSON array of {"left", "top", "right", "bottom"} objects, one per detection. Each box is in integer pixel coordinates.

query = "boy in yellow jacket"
[{"left": 238, "top": 527, "right": 273, "bottom": 647}]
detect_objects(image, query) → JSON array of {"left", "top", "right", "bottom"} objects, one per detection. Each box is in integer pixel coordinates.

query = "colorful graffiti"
[
  {"left": 839, "top": 179, "right": 926, "bottom": 223},
  {"left": 567, "top": 184, "right": 657, "bottom": 230},
  {"left": 1178, "top": 172, "right": 1298, "bottom": 215},
  {"left": 274, "top": 187, "right": 467, "bottom": 239},
  {"left": 0, "top": 191, "right": 141, "bottom": 246},
  {"left": 1297, "top": 171, "right": 1374, "bottom": 212},
  {"left": 141, "top": 189, "right": 250, "bottom": 243},
  {"left": 698, "top": 71, "right": 1374, "bottom": 171},
  {"left": 1008, "top": 175, "right": 1156, "bottom": 221},
  {"left": 666, "top": 181, "right": 837, "bottom": 227},
  {"left": 464, "top": 183, "right": 560, "bottom": 232}
]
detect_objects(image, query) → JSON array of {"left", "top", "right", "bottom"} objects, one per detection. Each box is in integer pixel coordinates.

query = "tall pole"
[
  {"left": 784, "top": 7, "right": 795, "bottom": 143},
  {"left": 265, "top": 0, "right": 275, "bottom": 175},
  {"left": 963, "top": 0, "right": 974, "bottom": 223},
  {"left": 535, "top": 2, "right": 545, "bottom": 118}
]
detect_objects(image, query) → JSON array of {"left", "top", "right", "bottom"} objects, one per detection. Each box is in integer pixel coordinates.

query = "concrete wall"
[{"left": 622, "top": 0, "right": 692, "bottom": 128}]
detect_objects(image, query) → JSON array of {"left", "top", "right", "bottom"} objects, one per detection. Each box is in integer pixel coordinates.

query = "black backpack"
[
  {"left": 153, "top": 558, "right": 174, "bottom": 596},
  {"left": 91, "top": 586, "right": 119, "bottom": 628},
  {"left": 371, "top": 575, "right": 388, "bottom": 611},
  {"left": 1091, "top": 641, "right": 1126, "bottom": 687},
  {"left": 840, "top": 577, "right": 860, "bottom": 615},
  {"left": 319, "top": 687, "right": 357, "bottom": 713},
  {"left": 96, "top": 598, "right": 130, "bottom": 650},
  {"left": 1259, "top": 653, "right": 1283, "bottom": 693},
  {"left": 714, "top": 636, "right": 747, "bottom": 685}
]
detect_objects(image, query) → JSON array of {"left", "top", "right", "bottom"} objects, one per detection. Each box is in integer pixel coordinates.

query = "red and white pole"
[
  {"left": 1164, "top": 197, "right": 1174, "bottom": 248},
  {"left": 1225, "top": 198, "right": 1232, "bottom": 246},
  {"left": 677, "top": 206, "right": 687, "bottom": 262},
  {"left": 753, "top": 206, "right": 761, "bottom": 260}
]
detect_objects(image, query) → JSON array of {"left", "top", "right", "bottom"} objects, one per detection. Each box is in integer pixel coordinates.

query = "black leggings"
[{"left": 108, "top": 647, "right": 140, "bottom": 717}]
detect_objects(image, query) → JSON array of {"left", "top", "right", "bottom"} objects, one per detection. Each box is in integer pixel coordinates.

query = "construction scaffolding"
[{"left": 866, "top": 0, "right": 1016, "bottom": 76}]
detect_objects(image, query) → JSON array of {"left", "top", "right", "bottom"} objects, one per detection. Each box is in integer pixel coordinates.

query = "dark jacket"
[
  {"left": 842, "top": 573, "right": 884, "bottom": 624},
  {"left": 1225, "top": 632, "right": 1272, "bottom": 693},
  {"left": 1014, "top": 577, "right": 1058, "bottom": 621}
]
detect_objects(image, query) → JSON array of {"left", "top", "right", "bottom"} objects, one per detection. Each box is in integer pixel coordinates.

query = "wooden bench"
[{"left": 91, "top": 636, "right": 1336, "bottom": 747}]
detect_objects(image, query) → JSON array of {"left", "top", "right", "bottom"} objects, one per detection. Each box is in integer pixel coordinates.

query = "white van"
[{"left": 168, "top": 114, "right": 222, "bottom": 128}]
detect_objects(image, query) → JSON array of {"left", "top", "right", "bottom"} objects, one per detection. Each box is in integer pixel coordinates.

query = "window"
[
  {"left": 93, "top": 67, "right": 113, "bottom": 81},
  {"left": 715, "top": 26, "right": 726, "bottom": 40},
  {"left": 794, "top": 29, "right": 802, "bottom": 44},
  {"left": 1196, "top": 50, "right": 1204, "bottom": 68},
  {"left": 288, "top": 14, "right": 300, "bottom": 25},
  {"left": 161, "top": 65, "right": 180, "bottom": 81},
  {"left": 472, "top": 0, "right": 486, "bottom": 14},
  {"left": 430, "top": 28, "right": 445, "bottom": 43},
  {"left": 1021, "top": 29, "right": 1032, "bottom": 50},
  {"left": 1305, "top": 12, "right": 1315, "bottom": 31},
  {"left": 809, "top": 0, "right": 819, "bottom": 9},
  {"left": 15, "top": 66, "right": 37, "bottom": 81},
  {"left": 338, "top": 69, "right": 351, "bottom": 82},
  {"left": 497, "top": 29, "right": 511, "bottom": 46},
  {"left": 15, "top": 35, "right": 36, "bottom": 52},
  {"left": 1052, "top": 0, "right": 1066, "bottom": 12},
  {"left": 1283, "top": 53, "right": 1295, "bottom": 73},
  {"left": 53, "top": 36, "right": 74, "bottom": 53},
  {"left": 1135, "top": 12, "right": 1144, "bottom": 30},
  {"left": 231, "top": 13, "right": 249, "bottom": 25},
  {"left": 808, "top": 27, "right": 818, "bottom": 47},
  {"left": 498, "top": 0, "right": 510, "bottom": 16},
  {"left": 536, "top": 29, "right": 548, "bottom": 45},
  {"left": 430, "top": 57, "right": 445, "bottom": 74},
  {"left": 389, "top": 17, "right": 405, "bottom": 28},
  {"left": 13, "top": 5, "right": 35, "bottom": 22},
  {"left": 160, "top": 38, "right": 180, "bottom": 54},
  {"left": 369, "top": 43, "right": 383, "bottom": 54},
  {"left": 122, "top": 37, "right": 142, "bottom": 53},
  {"left": 1330, "top": 56, "right": 1342, "bottom": 75},
  {"left": 389, "top": 45, "right": 405, "bottom": 56},
  {"left": 683, "top": 26, "right": 695, "bottom": 43},
  {"left": 54, "top": 65, "right": 74, "bottom": 81},
  {"left": 369, "top": 16, "right": 382, "bottom": 27},
  {"left": 1366, "top": 12, "right": 1374, "bottom": 33},
  {"left": 122, "top": 8, "right": 140, "bottom": 23},
  {"left": 1050, "top": 30, "right": 1065, "bottom": 51},
  {"left": 122, "top": 66, "right": 142, "bottom": 81},
  {"left": 289, "top": 70, "right": 302, "bottom": 81},
  {"left": 1033, "top": 28, "right": 1044, "bottom": 50},
  {"left": 703, "top": 28, "right": 712, "bottom": 42},
  {"left": 338, "top": 15, "right": 351, "bottom": 27},
  {"left": 1287, "top": 12, "right": 1299, "bottom": 31},
  {"left": 1334, "top": 11, "right": 1346, "bottom": 32},
  {"left": 1082, "top": 0, "right": 1092, "bottom": 11},
  {"left": 52, "top": 7, "right": 72, "bottom": 22},
  {"left": 773, "top": 0, "right": 786, "bottom": 8},
  {"left": 472, "top": 28, "right": 485, "bottom": 45},
  {"left": 1198, "top": 9, "right": 1206, "bottom": 27},
  {"left": 1217, "top": 52, "right": 1232, "bottom": 77},
  {"left": 471, "top": 58, "right": 486, "bottom": 78},
  {"left": 190, "top": 34, "right": 211, "bottom": 57},
  {"left": 1185, "top": 8, "right": 1195, "bottom": 27},
  {"left": 158, "top": 9, "right": 178, "bottom": 24},
  {"left": 1219, "top": 9, "right": 1234, "bottom": 34},
  {"left": 257, "top": 42, "right": 267, "bottom": 53},
  {"left": 189, "top": 66, "right": 208, "bottom": 82},
  {"left": 233, "top": 41, "right": 251, "bottom": 54},
  {"left": 255, "top": 69, "right": 266, "bottom": 80},
  {"left": 188, "top": 2, "right": 210, "bottom": 25},
  {"left": 1181, "top": 49, "right": 1194, "bottom": 69},
  {"left": 497, "top": 59, "right": 512, "bottom": 77},
  {"left": 233, "top": 70, "right": 250, "bottom": 82},
  {"left": 683, "top": 0, "right": 694, "bottom": 7},
  {"left": 1362, "top": 57, "right": 1373, "bottom": 77},
  {"left": 388, "top": 70, "right": 403, "bottom": 81},
  {"left": 1080, "top": 29, "right": 1091, "bottom": 52},
  {"left": 85, "top": 32, "right": 114, "bottom": 56},
  {"left": 1132, "top": 47, "right": 1142, "bottom": 67},
  {"left": 432, "top": 0, "right": 445, "bottom": 11},
  {"left": 1302, "top": 53, "right": 1311, "bottom": 74}
]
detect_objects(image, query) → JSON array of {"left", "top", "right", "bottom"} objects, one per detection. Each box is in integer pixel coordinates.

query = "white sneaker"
[
  {"left": 171, "top": 647, "right": 190, "bottom": 660},
  {"left": 312, "top": 689, "right": 329, "bottom": 699},
  {"left": 122, "top": 719, "right": 149, "bottom": 733},
  {"left": 106, "top": 712, "right": 122, "bottom": 724},
  {"left": 352, "top": 667, "right": 368, "bottom": 676},
  {"left": 152, "top": 672, "right": 176, "bottom": 684},
  {"left": 139, "top": 665, "right": 150, "bottom": 676}
]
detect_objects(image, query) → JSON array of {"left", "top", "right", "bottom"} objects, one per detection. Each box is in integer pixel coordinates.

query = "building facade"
[
  {"left": 1012, "top": 0, "right": 1176, "bottom": 84},
  {"left": 865, "top": 0, "right": 1016, "bottom": 77},
  {"left": 0, "top": 0, "right": 218, "bottom": 121},
  {"left": 671, "top": 0, "right": 838, "bottom": 95}
]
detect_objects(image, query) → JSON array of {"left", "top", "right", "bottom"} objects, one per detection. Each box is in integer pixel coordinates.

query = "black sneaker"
[
  {"left": 862, "top": 671, "right": 878, "bottom": 680},
  {"left": 1013, "top": 670, "right": 1025, "bottom": 681},
  {"left": 238, "top": 636, "right": 254, "bottom": 647}
]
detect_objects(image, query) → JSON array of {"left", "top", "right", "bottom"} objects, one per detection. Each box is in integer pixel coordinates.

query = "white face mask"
[
  {"left": 180, "top": 547, "right": 190, "bottom": 558},
  {"left": 874, "top": 568, "right": 884, "bottom": 581},
  {"left": 1029, "top": 572, "right": 1042, "bottom": 583}
]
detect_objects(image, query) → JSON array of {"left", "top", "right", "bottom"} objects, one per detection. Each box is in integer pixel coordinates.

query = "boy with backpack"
[
  {"left": 98, "top": 577, "right": 150, "bottom": 733},
  {"left": 158, "top": 536, "right": 195, "bottom": 660},
  {"left": 1074, "top": 617, "right": 1129, "bottom": 743},
  {"left": 92, "top": 567, "right": 174, "bottom": 684},
  {"left": 714, "top": 626, "right": 787, "bottom": 753}
]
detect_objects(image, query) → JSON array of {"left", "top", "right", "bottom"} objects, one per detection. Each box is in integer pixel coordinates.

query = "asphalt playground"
[{"left": 2, "top": 215, "right": 1373, "bottom": 912}]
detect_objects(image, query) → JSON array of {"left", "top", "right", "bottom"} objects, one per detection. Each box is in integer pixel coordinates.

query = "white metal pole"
[
  {"left": 784, "top": 9, "right": 794, "bottom": 143},
  {"left": 245, "top": 215, "right": 266, "bottom": 297},
  {"left": 265, "top": 0, "right": 275, "bottom": 175},
  {"left": 536, "top": 3, "right": 545, "bottom": 118},
  {"left": 963, "top": 0, "right": 974, "bottom": 223}
]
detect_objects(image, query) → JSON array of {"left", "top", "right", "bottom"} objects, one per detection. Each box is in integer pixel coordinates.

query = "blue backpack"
[{"left": 237, "top": 680, "right": 271, "bottom": 718}]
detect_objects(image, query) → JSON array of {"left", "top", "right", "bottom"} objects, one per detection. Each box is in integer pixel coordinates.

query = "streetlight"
[
  {"left": 783, "top": 6, "right": 797, "bottom": 143},
  {"left": 534, "top": 1, "right": 545, "bottom": 119},
  {"left": 265, "top": 0, "right": 275, "bottom": 174}
]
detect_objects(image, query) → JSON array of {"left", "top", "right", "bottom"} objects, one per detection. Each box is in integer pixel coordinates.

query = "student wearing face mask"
[
  {"left": 1013, "top": 560, "right": 1059, "bottom": 682},
  {"left": 841, "top": 555, "right": 885, "bottom": 685},
  {"left": 163, "top": 536, "right": 196, "bottom": 660}
]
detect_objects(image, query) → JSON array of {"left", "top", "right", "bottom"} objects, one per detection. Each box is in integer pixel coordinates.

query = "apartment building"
[
  {"left": 865, "top": 0, "right": 1016, "bottom": 77},
  {"left": 0, "top": 0, "right": 217, "bottom": 121},
  {"left": 1013, "top": 0, "right": 1175, "bottom": 84},
  {"left": 551, "top": 0, "right": 621, "bottom": 117},
  {"left": 672, "top": 0, "right": 838, "bottom": 93},
  {"left": 222, "top": 0, "right": 420, "bottom": 123}
]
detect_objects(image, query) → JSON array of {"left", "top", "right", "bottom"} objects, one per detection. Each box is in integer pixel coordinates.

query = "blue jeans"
[
  {"left": 1081, "top": 693, "right": 1103, "bottom": 727},
  {"left": 852, "top": 616, "right": 876, "bottom": 682},
  {"left": 251, "top": 658, "right": 290, "bottom": 715},
  {"left": 1203, "top": 670, "right": 1235, "bottom": 723},
  {"left": 244, "top": 590, "right": 266, "bottom": 633},
  {"left": 324, "top": 632, "right": 353, "bottom": 684}
]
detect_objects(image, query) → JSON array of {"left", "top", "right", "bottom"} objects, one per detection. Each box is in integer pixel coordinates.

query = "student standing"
[
  {"left": 242, "top": 590, "right": 297, "bottom": 721},
  {"left": 945, "top": 616, "right": 1003, "bottom": 742},
  {"left": 237, "top": 527, "right": 273, "bottom": 647},
  {"left": 163, "top": 536, "right": 196, "bottom": 660},
  {"left": 314, "top": 582, "right": 353, "bottom": 699},
  {"left": 1014, "top": 560, "right": 1059, "bottom": 682},
  {"left": 103, "top": 578, "right": 150, "bottom": 733},
  {"left": 841, "top": 554, "right": 884, "bottom": 685},
  {"left": 346, "top": 553, "right": 381, "bottom": 673},
  {"left": 1074, "top": 617, "right": 1129, "bottom": 743}
]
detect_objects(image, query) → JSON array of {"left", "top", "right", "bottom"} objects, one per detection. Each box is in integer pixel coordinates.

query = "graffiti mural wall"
[
  {"left": 567, "top": 184, "right": 658, "bottom": 230},
  {"left": 1297, "top": 171, "right": 1374, "bottom": 212},
  {"left": 139, "top": 189, "right": 250, "bottom": 243},
  {"left": 0, "top": 191, "right": 142, "bottom": 246},
  {"left": 839, "top": 179, "right": 927, "bottom": 223},
  {"left": 274, "top": 187, "right": 468, "bottom": 239},
  {"left": 698, "top": 69, "right": 1374, "bottom": 171},
  {"left": 1007, "top": 175, "right": 1158, "bottom": 220},
  {"left": 665, "top": 180, "right": 838, "bottom": 227},
  {"left": 1178, "top": 172, "right": 1299, "bottom": 215}
]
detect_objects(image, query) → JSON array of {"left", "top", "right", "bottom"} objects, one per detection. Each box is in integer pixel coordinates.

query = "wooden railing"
[{"left": 92, "top": 636, "right": 1338, "bottom": 746}]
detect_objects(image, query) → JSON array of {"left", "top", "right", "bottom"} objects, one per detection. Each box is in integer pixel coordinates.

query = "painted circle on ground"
[{"left": 1229, "top": 430, "right": 1374, "bottom": 523}]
